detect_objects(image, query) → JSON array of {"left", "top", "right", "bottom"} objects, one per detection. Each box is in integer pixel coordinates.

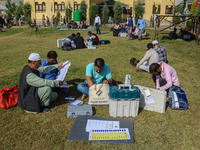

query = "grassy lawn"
[{"left": 0, "top": 27, "right": 200, "bottom": 150}]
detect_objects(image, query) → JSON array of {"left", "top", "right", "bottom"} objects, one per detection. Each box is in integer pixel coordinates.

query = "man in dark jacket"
[
  {"left": 17, "top": 53, "right": 64, "bottom": 113},
  {"left": 88, "top": 31, "right": 100, "bottom": 45},
  {"left": 74, "top": 32, "right": 85, "bottom": 49}
]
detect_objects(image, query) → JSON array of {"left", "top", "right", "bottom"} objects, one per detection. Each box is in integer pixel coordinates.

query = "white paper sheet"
[
  {"left": 56, "top": 61, "right": 71, "bottom": 81},
  {"left": 86, "top": 119, "right": 120, "bottom": 132},
  {"left": 145, "top": 96, "right": 155, "bottom": 104}
]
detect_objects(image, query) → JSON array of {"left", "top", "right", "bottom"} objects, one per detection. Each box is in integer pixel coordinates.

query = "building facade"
[{"left": 24, "top": 0, "right": 178, "bottom": 25}]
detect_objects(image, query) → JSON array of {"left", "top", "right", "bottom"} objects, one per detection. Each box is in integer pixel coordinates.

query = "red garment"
[
  {"left": 0, "top": 85, "right": 18, "bottom": 109},
  {"left": 195, "top": 0, "right": 198, "bottom": 7},
  {"left": 92, "top": 33, "right": 100, "bottom": 45}
]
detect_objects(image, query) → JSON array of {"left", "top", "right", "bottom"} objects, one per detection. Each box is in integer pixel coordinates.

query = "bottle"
[{"left": 125, "top": 74, "right": 131, "bottom": 85}]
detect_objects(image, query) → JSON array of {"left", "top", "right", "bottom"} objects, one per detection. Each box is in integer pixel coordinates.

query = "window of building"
[
  {"left": 35, "top": 2, "right": 39, "bottom": 12},
  {"left": 61, "top": 2, "right": 65, "bottom": 12},
  {"left": 54, "top": 2, "right": 65, "bottom": 12},
  {"left": 153, "top": 5, "right": 161, "bottom": 14},
  {"left": 35, "top": 2, "right": 46, "bottom": 12},
  {"left": 74, "top": 2, "right": 80, "bottom": 11},
  {"left": 165, "top": 5, "right": 173, "bottom": 14},
  {"left": 54, "top": 2, "right": 58, "bottom": 11},
  {"left": 42, "top": 2, "right": 46, "bottom": 12}
]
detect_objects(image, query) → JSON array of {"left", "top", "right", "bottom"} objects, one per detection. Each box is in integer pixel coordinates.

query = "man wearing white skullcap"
[
  {"left": 18, "top": 53, "right": 64, "bottom": 113},
  {"left": 152, "top": 40, "right": 167, "bottom": 63}
]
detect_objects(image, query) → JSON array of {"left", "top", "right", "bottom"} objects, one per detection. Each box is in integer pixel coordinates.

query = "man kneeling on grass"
[
  {"left": 17, "top": 53, "right": 64, "bottom": 113},
  {"left": 149, "top": 62, "right": 179, "bottom": 91},
  {"left": 77, "top": 58, "right": 112, "bottom": 100}
]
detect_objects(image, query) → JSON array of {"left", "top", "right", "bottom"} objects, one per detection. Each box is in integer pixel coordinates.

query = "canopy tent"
[{"left": 98, "top": 0, "right": 127, "bottom": 7}]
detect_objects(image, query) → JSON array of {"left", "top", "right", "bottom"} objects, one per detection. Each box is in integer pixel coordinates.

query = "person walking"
[
  {"left": 127, "top": 13, "right": 135, "bottom": 40},
  {"left": 94, "top": 14, "right": 101, "bottom": 34},
  {"left": 137, "top": 15, "right": 146, "bottom": 40}
]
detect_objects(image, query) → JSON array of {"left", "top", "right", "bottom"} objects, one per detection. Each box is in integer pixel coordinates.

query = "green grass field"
[{"left": 0, "top": 27, "right": 200, "bottom": 150}]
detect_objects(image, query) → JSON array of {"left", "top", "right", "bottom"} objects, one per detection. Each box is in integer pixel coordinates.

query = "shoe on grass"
[{"left": 40, "top": 106, "right": 50, "bottom": 113}]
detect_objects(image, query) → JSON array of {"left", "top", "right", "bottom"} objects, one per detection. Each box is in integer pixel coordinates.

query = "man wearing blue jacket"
[
  {"left": 137, "top": 15, "right": 146, "bottom": 40},
  {"left": 40, "top": 51, "right": 69, "bottom": 95}
]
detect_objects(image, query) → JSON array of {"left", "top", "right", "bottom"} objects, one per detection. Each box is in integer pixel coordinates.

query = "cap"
[
  {"left": 28, "top": 53, "right": 41, "bottom": 61},
  {"left": 152, "top": 40, "right": 159, "bottom": 44},
  {"left": 88, "top": 31, "right": 92, "bottom": 34}
]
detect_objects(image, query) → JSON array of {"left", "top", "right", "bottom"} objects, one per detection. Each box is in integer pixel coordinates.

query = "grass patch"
[{"left": 0, "top": 27, "right": 200, "bottom": 150}]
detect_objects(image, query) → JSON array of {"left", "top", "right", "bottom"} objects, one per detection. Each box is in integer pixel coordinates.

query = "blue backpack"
[{"left": 168, "top": 86, "right": 189, "bottom": 110}]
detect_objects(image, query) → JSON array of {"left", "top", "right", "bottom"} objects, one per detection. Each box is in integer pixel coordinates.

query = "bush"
[
  {"left": 134, "top": 2, "right": 145, "bottom": 23},
  {"left": 80, "top": 0, "right": 87, "bottom": 20},
  {"left": 24, "top": 3, "right": 32, "bottom": 26},
  {"left": 65, "top": 3, "right": 72, "bottom": 23},
  {"left": 55, "top": 11, "right": 61, "bottom": 25},
  {"left": 15, "top": 1, "right": 24, "bottom": 20},
  {"left": 102, "top": 2, "right": 109, "bottom": 24},
  {"left": 173, "top": 5, "right": 184, "bottom": 24},
  {"left": 5, "top": 0, "right": 16, "bottom": 21},
  {"left": 89, "top": 3, "right": 97, "bottom": 24},
  {"left": 113, "top": 2, "right": 123, "bottom": 23}
]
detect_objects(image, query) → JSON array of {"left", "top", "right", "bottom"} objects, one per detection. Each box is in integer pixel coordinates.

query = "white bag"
[{"left": 88, "top": 84, "right": 110, "bottom": 105}]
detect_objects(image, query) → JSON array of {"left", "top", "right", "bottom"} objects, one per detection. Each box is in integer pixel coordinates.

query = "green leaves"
[{"left": 113, "top": 2, "right": 123, "bottom": 24}]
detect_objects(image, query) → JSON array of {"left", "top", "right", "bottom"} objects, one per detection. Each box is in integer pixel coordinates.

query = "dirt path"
[{"left": 0, "top": 32, "right": 24, "bottom": 40}]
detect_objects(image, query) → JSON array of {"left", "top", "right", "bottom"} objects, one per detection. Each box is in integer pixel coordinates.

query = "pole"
[{"left": 197, "top": 16, "right": 200, "bottom": 45}]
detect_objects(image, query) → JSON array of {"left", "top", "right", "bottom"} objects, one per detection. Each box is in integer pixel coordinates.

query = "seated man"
[
  {"left": 149, "top": 63, "right": 179, "bottom": 91},
  {"left": 74, "top": 32, "right": 85, "bottom": 49},
  {"left": 114, "top": 23, "right": 119, "bottom": 30},
  {"left": 77, "top": 58, "right": 112, "bottom": 98},
  {"left": 66, "top": 33, "right": 76, "bottom": 48},
  {"left": 152, "top": 40, "right": 168, "bottom": 63},
  {"left": 88, "top": 31, "right": 100, "bottom": 45},
  {"left": 40, "top": 50, "right": 69, "bottom": 95},
  {"left": 133, "top": 43, "right": 159, "bottom": 72},
  {"left": 17, "top": 53, "right": 64, "bottom": 113}
]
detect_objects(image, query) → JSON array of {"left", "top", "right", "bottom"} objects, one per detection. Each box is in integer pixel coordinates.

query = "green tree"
[
  {"left": 80, "top": 0, "right": 87, "bottom": 20},
  {"left": 5, "top": 0, "right": 16, "bottom": 21},
  {"left": 173, "top": 5, "right": 184, "bottom": 24},
  {"left": 113, "top": 2, "right": 123, "bottom": 23},
  {"left": 89, "top": 3, "right": 97, "bottom": 24},
  {"left": 65, "top": 3, "right": 72, "bottom": 23},
  {"left": 15, "top": 1, "right": 24, "bottom": 20},
  {"left": 102, "top": 2, "right": 109, "bottom": 24},
  {"left": 190, "top": 0, "right": 200, "bottom": 16},
  {"left": 24, "top": 3, "right": 32, "bottom": 26},
  {"left": 134, "top": 2, "right": 145, "bottom": 23},
  {"left": 55, "top": 10, "right": 61, "bottom": 25}
]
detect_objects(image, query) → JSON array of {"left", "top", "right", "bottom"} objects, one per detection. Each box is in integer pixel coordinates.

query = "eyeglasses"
[{"left": 153, "top": 44, "right": 156, "bottom": 46}]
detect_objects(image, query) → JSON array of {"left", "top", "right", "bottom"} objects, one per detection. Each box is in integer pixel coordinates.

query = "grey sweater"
[{"left": 137, "top": 48, "right": 159, "bottom": 67}]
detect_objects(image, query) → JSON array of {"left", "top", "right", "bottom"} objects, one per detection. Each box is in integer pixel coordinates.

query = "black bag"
[
  {"left": 113, "top": 30, "right": 119, "bottom": 36},
  {"left": 100, "top": 40, "right": 110, "bottom": 44},
  {"left": 61, "top": 42, "right": 74, "bottom": 51}
]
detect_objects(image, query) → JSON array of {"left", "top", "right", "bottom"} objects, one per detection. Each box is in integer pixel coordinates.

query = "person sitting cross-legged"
[
  {"left": 152, "top": 40, "right": 168, "bottom": 63},
  {"left": 133, "top": 43, "right": 159, "bottom": 72},
  {"left": 17, "top": 53, "right": 64, "bottom": 113},
  {"left": 77, "top": 58, "right": 112, "bottom": 99},
  {"left": 40, "top": 50, "right": 69, "bottom": 95},
  {"left": 88, "top": 31, "right": 100, "bottom": 45}
]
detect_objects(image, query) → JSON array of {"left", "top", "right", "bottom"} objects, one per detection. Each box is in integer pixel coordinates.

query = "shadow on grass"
[{"left": 50, "top": 78, "right": 85, "bottom": 109}]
